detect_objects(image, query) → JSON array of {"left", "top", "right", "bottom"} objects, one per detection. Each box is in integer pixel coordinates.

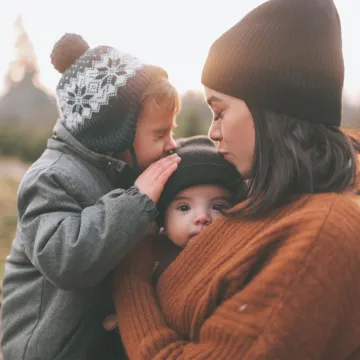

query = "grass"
[
  {"left": 0, "top": 260, "right": 4, "bottom": 281},
  {"left": 0, "top": 178, "right": 19, "bottom": 243},
  {"left": 0, "top": 178, "right": 20, "bottom": 281},
  {"left": 0, "top": 158, "right": 29, "bottom": 281}
]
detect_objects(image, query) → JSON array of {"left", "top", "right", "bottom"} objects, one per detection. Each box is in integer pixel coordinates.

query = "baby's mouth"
[{"left": 188, "top": 231, "right": 201, "bottom": 241}]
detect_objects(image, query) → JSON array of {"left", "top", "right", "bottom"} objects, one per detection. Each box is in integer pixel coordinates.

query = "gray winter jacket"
[{"left": 0, "top": 122, "right": 157, "bottom": 360}]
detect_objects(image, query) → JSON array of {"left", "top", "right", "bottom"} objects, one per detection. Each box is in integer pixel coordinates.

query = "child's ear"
[{"left": 159, "top": 227, "right": 166, "bottom": 235}]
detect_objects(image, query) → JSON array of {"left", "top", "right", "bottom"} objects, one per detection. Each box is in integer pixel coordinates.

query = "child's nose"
[{"left": 165, "top": 136, "right": 177, "bottom": 153}]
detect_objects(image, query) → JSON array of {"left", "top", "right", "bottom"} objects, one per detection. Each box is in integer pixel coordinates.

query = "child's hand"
[
  {"left": 135, "top": 153, "right": 181, "bottom": 203},
  {"left": 103, "top": 313, "right": 118, "bottom": 331}
]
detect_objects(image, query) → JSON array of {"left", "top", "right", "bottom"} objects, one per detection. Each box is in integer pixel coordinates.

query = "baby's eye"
[
  {"left": 212, "top": 203, "right": 230, "bottom": 211},
  {"left": 177, "top": 204, "right": 190, "bottom": 212}
]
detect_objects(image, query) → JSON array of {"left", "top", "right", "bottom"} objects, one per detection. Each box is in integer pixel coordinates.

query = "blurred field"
[{"left": 0, "top": 157, "right": 29, "bottom": 281}]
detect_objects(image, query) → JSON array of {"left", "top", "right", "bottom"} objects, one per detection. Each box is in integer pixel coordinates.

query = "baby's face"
[{"left": 163, "top": 184, "right": 231, "bottom": 248}]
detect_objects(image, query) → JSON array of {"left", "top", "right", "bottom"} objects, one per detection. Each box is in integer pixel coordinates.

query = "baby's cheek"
[
  {"left": 171, "top": 235, "right": 188, "bottom": 248},
  {"left": 212, "top": 211, "right": 224, "bottom": 220}
]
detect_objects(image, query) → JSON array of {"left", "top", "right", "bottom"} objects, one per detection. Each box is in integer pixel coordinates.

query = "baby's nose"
[{"left": 195, "top": 212, "right": 211, "bottom": 225}]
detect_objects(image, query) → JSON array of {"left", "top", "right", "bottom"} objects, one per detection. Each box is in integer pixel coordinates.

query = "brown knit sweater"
[{"left": 113, "top": 193, "right": 360, "bottom": 360}]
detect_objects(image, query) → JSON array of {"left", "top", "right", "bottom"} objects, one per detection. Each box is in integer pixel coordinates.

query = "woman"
[{"left": 113, "top": 0, "right": 360, "bottom": 359}]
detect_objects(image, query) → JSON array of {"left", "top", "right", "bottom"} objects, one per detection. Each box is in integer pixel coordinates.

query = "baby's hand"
[{"left": 103, "top": 313, "right": 118, "bottom": 331}]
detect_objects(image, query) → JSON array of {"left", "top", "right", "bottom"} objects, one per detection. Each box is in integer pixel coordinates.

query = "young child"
[
  {"left": 1, "top": 33, "right": 180, "bottom": 360},
  {"left": 153, "top": 135, "right": 247, "bottom": 284}
]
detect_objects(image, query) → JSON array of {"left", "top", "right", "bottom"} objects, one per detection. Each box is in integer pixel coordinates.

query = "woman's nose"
[{"left": 209, "top": 120, "right": 221, "bottom": 142}]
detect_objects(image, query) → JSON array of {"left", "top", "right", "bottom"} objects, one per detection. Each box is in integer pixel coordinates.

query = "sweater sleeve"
[
  {"left": 114, "top": 198, "right": 360, "bottom": 359},
  {"left": 18, "top": 167, "right": 157, "bottom": 290}
]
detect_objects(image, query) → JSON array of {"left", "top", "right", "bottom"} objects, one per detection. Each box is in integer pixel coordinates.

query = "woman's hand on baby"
[{"left": 135, "top": 153, "right": 181, "bottom": 203}]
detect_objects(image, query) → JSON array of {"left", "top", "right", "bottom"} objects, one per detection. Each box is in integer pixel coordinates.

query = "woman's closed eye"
[{"left": 213, "top": 111, "right": 224, "bottom": 121}]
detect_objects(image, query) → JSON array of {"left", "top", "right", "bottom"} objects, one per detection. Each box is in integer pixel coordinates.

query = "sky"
[{"left": 0, "top": 0, "right": 359, "bottom": 102}]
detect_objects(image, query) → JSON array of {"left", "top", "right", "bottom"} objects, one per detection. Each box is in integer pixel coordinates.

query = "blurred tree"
[
  {"left": 342, "top": 98, "right": 360, "bottom": 129},
  {"left": 0, "top": 14, "right": 58, "bottom": 162},
  {"left": 175, "top": 90, "right": 213, "bottom": 139},
  {"left": 4, "top": 14, "right": 39, "bottom": 88},
  {"left": 0, "top": 14, "right": 58, "bottom": 127}
]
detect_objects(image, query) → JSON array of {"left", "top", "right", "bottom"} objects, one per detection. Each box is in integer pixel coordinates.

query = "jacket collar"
[{"left": 48, "top": 121, "right": 138, "bottom": 187}]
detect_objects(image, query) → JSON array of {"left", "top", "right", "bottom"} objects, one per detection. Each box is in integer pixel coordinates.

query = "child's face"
[
  {"left": 132, "top": 99, "right": 177, "bottom": 171},
  {"left": 163, "top": 184, "right": 231, "bottom": 248}
]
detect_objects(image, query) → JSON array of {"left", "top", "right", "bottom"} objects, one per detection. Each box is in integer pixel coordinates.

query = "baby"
[{"left": 153, "top": 135, "right": 246, "bottom": 283}]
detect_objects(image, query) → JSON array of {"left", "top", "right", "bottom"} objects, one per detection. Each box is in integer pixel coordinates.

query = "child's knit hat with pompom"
[{"left": 51, "top": 33, "right": 168, "bottom": 154}]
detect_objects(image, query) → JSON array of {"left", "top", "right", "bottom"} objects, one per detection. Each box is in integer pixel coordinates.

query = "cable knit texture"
[{"left": 114, "top": 193, "right": 360, "bottom": 360}]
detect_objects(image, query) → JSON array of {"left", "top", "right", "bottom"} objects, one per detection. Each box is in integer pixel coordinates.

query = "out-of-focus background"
[{"left": 0, "top": 0, "right": 360, "bottom": 282}]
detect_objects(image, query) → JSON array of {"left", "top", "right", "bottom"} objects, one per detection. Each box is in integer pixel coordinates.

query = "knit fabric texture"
[
  {"left": 54, "top": 38, "right": 167, "bottom": 153},
  {"left": 201, "top": 0, "right": 344, "bottom": 126},
  {"left": 114, "top": 193, "right": 360, "bottom": 359}
]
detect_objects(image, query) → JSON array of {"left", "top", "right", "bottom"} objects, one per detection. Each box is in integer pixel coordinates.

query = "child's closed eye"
[{"left": 155, "top": 133, "right": 166, "bottom": 140}]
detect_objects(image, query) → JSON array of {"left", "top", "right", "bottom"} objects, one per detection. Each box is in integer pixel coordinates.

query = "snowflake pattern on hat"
[{"left": 57, "top": 48, "right": 144, "bottom": 130}]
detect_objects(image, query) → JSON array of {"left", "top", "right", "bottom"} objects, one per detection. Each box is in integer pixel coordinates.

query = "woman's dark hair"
[{"left": 228, "top": 108, "right": 360, "bottom": 218}]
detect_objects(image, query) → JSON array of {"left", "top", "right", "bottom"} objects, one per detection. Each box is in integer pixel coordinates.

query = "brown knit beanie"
[{"left": 201, "top": 0, "right": 344, "bottom": 126}]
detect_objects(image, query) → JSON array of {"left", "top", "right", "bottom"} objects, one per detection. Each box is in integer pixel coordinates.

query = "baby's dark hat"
[{"left": 157, "top": 135, "right": 244, "bottom": 225}]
